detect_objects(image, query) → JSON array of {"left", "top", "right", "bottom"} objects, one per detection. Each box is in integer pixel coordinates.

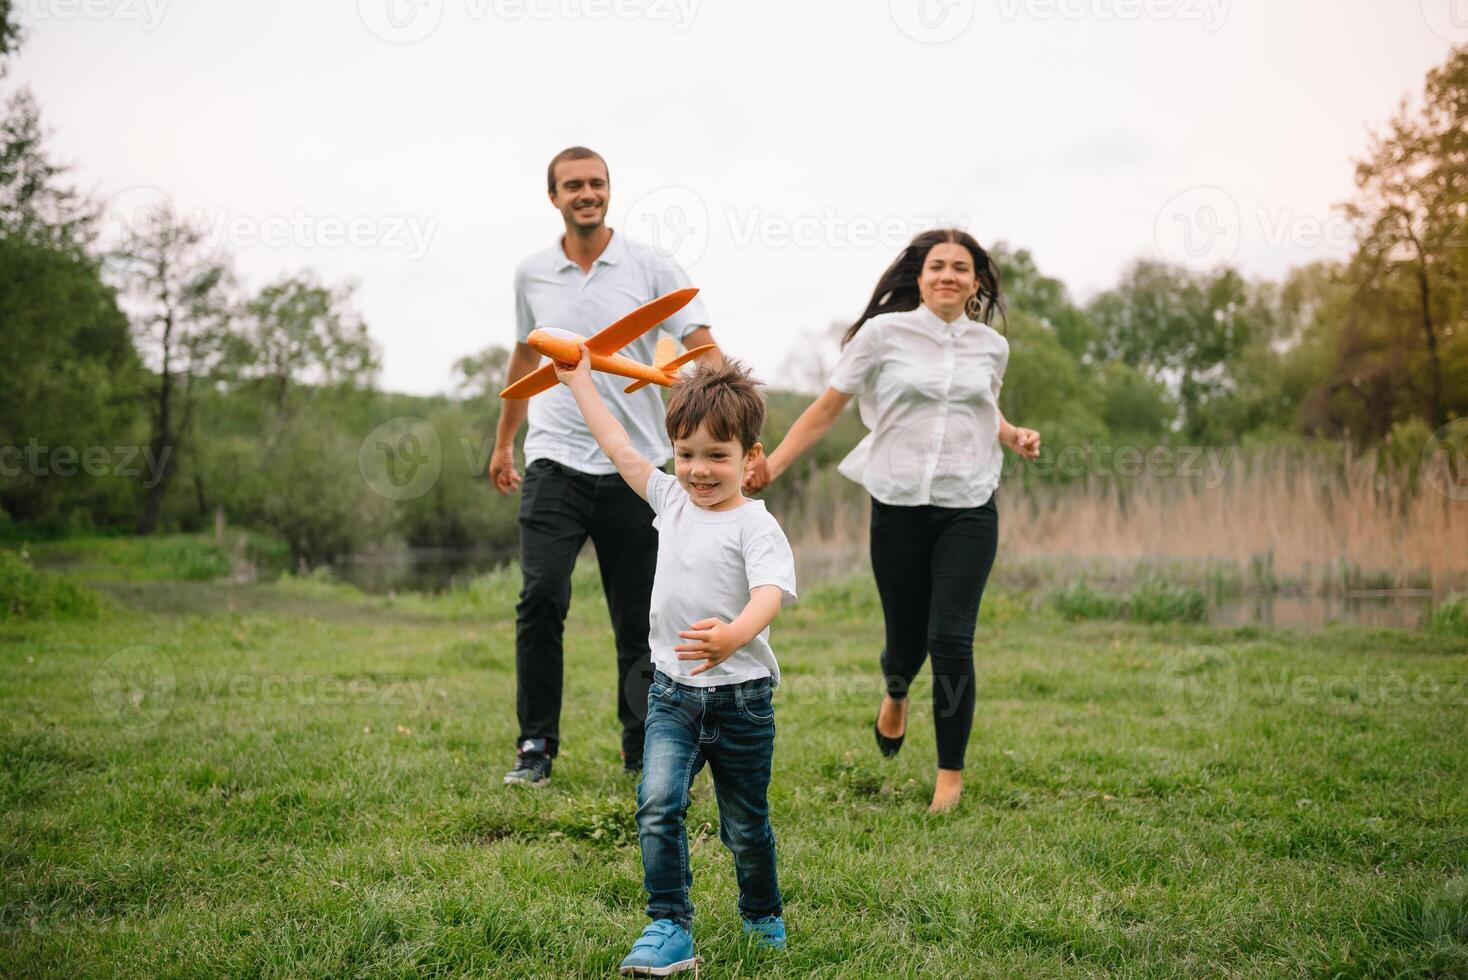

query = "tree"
[
  {"left": 108, "top": 208, "right": 234, "bottom": 533},
  {"left": 235, "top": 274, "right": 379, "bottom": 414},
  {"left": 453, "top": 344, "right": 511, "bottom": 402},
  {"left": 1334, "top": 44, "right": 1468, "bottom": 434},
  {"left": 0, "top": 89, "right": 94, "bottom": 247},
  {"left": 0, "top": 49, "right": 142, "bottom": 530},
  {"left": 1087, "top": 261, "right": 1255, "bottom": 440},
  {"left": 991, "top": 242, "right": 1095, "bottom": 357},
  {"left": 0, "top": 235, "right": 140, "bottom": 528},
  {"left": 1, "top": 0, "right": 22, "bottom": 73}
]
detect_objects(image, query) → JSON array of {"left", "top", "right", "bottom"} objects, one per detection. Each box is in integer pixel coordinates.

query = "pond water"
[
  {"left": 319, "top": 548, "right": 1450, "bottom": 631},
  {"left": 1208, "top": 591, "right": 1439, "bottom": 631},
  {"left": 324, "top": 547, "right": 516, "bottom": 594}
]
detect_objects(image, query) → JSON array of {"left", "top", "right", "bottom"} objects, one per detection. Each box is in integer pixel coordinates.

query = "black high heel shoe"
[{"left": 874, "top": 705, "right": 905, "bottom": 758}]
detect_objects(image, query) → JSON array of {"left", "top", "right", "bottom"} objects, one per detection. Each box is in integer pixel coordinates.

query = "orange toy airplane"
[{"left": 500, "top": 287, "right": 716, "bottom": 399}]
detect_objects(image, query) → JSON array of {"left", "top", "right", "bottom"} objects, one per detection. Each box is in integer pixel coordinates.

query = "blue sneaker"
[
  {"left": 618, "top": 919, "right": 697, "bottom": 976},
  {"left": 742, "top": 914, "right": 786, "bottom": 950}
]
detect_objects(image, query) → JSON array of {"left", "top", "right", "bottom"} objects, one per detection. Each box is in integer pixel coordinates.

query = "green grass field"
[{"left": 2, "top": 546, "right": 1466, "bottom": 977}]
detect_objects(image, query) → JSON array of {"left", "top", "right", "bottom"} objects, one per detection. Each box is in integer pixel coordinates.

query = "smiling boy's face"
[{"left": 673, "top": 423, "right": 760, "bottom": 512}]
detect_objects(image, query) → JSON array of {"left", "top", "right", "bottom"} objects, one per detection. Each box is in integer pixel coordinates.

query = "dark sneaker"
[
  {"left": 503, "top": 738, "right": 552, "bottom": 787},
  {"left": 621, "top": 749, "right": 643, "bottom": 776}
]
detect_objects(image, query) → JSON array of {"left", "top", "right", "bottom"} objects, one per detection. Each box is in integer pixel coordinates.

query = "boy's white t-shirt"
[{"left": 644, "top": 469, "right": 797, "bottom": 688}]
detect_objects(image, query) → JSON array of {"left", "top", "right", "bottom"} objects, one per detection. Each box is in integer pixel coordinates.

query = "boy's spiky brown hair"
[{"left": 664, "top": 359, "right": 765, "bottom": 452}]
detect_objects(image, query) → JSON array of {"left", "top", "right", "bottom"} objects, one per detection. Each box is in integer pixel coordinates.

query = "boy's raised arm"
[{"left": 553, "top": 343, "right": 656, "bottom": 500}]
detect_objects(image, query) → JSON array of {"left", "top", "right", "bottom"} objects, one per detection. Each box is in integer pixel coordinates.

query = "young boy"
[{"left": 552, "top": 347, "right": 796, "bottom": 976}]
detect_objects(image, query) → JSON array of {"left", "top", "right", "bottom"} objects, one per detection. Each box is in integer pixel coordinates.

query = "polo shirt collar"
[{"left": 553, "top": 228, "right": 622, "bottom": 271}]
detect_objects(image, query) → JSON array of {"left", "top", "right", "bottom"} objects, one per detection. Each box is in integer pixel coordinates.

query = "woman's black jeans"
[{"left": 869, "top": 494, "right": 998, "bottom": 771}]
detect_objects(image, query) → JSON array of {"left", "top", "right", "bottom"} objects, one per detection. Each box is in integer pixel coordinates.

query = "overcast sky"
[{"left": 11, "top": 0, "right": 1463, "bottom": 393}]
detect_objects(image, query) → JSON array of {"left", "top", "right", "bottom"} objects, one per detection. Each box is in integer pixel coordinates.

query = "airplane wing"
[
  {"left": 499, "top": 362, "right": 559, "bottom": 399},
  {"left": 584, "top": 287, "right": 699, "bottom": 355}
]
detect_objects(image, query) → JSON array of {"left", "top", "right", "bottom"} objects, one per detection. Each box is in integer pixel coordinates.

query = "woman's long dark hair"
[{"left": 843, "top": 228, "right": 1004, "bottom": 346}]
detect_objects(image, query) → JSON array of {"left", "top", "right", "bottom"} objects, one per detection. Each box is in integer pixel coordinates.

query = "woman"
[{"left": 746, "top": 229, "right": 1040, "bottom": 813}]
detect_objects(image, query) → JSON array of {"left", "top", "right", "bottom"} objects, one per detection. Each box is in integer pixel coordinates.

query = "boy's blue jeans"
[{"left": 638, "top": 670, "right": 782, "bottom": 930}]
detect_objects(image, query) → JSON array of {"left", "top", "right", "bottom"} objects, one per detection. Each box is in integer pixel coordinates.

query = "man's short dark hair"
[
  {"left": 665, "top": 359, "right": 765, "bottom": 453},
  {"left": 547, "top": 146, "right": 608, "bottom": 194}
]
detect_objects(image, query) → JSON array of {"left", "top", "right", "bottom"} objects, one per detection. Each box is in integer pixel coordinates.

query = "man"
[{"left": 491, "top": 146, "right": 720, "bottom": 786}]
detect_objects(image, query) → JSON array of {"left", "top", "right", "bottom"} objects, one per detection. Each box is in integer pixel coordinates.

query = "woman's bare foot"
[
  {"left": 930, "top": 769, "right": 962, "bottom": 813},
  {"left": 876, "top": 694, "right": 908, "bottom": 739}
]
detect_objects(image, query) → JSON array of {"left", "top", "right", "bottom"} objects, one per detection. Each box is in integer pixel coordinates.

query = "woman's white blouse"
[{"left": 828, "top": 304, "right": 1009, "bottom": 508}]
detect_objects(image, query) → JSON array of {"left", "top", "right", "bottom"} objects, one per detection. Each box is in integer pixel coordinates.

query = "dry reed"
[{"left": 776, "top": 445, "right": 1467, "bottom": 594}]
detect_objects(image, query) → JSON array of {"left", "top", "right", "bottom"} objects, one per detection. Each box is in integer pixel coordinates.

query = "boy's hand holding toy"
[{"left": 552, "top": 342, "right": 595, "bottom": 388}]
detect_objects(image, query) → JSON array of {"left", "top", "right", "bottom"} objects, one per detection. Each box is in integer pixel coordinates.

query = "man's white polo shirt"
[{"left": 513, "top": 230, "right": 709, "bottom": 476}]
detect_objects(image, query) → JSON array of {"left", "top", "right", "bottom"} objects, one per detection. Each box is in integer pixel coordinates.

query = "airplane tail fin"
[{"left": 623, "top": 343, "right": 717, "bottom": 393}]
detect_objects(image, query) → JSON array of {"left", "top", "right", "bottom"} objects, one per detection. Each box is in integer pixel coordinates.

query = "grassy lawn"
[{"left": 2, "top": 554, "right": 1466, "bottom": 977}]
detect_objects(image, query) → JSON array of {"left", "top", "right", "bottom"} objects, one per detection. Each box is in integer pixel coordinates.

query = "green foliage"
[
  {"left": 1325, "top": 45, "right": 1468, "bottom": 437},
  {"left": 1425, "top": 595, "right": 1468, "bottom": 638},
  {"left": 1052, "top": 580, "right": 1207, "bottom": 624},
  {"left": 1128, "top": 579, "right": 1208, "bottom": 624},
  {"left": 1052, "top": 582, "right": 1128, "bottom": 621},
  {"left": 1088, "top": 262, "right": 1256, "bottom": 440},
  {"left": 0, "top": 0, "right": 21, "bottom": 67},
  {"left": 999, "top": 311, "right": 1109, "bottom": 466},
  {"left": 1095, "top": 362, "right": 1175, "bottom": 442},
  {"left": 992, "top": 242, "right": 1094, "bottom": 356},
  {"left": 0, "top": 548, "right": 102, "bottom": 618},
  {"left": 233, "top": 274, "right": 380, "bottom": 411},
  {"left": 254, "top": 422, "right": 395, "bottom": 563},
  {"left": 551, "top": 796, "right": 639, "bottom": 850},
  {"left": 0, "top": 234, "right": 144, "bottom": 529},
  {"left": 28, "top": 534, "right": 230, "bottom": 582}
]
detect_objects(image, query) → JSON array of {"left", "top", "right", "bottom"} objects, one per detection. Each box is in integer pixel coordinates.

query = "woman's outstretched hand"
[
  {"left": 744, "top": 447, "right": 774, "bottom": 492},
  {"left": 1003, "top": 424, "right": 1042, "bottom": 461},
  {"left": 745, "top": 449, "right": 774, "bottom": 492}
]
